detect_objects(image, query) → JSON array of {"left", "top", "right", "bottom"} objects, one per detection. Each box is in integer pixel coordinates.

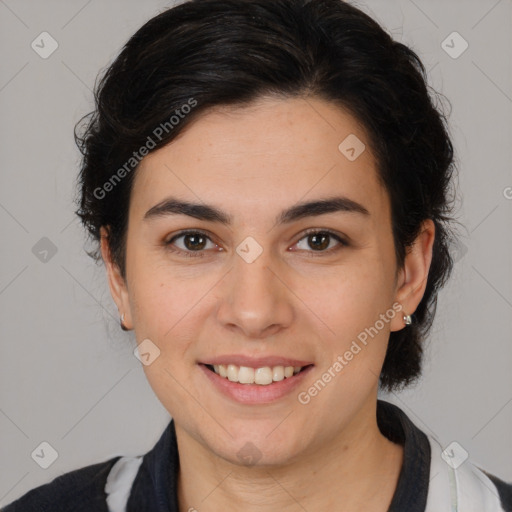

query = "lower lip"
[{"left": 199, "top": 364, "right": 314, "bottom": 404}]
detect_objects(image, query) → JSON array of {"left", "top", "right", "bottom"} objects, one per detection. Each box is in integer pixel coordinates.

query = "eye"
[
  {"left": 291, "top": 229, "right": 348, "bottom": 256},
  {"left": 165, "top": 230, "right": 221, "bottom": 258},
  {"left": 165, "top": 228, "right": 348, "bottom": 258}
]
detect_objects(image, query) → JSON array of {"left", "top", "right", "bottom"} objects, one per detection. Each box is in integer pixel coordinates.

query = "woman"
[{"left": 4, "top": 0, "right": 511, "bottom": 511}]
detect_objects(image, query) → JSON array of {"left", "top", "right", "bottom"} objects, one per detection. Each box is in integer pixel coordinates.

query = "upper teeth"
[{"left": 212, "top": 364, "right": 303, "bottom": 385}]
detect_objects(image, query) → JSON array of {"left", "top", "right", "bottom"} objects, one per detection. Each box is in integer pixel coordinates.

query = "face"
[{"left": 102, "top": 96, "right": 433, "bottom": 466}]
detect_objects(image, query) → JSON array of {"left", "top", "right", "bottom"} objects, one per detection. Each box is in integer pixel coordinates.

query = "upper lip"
[{"left": 200, "top": 355, "right": 314, "bottom": 368}]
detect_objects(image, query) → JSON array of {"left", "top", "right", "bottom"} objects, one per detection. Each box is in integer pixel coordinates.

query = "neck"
[{"left": 175, "top": 397, "right": 403, "bottom": 512}]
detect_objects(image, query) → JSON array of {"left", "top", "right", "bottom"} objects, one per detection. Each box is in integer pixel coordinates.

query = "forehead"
[{"left": 130, "top": 96, "right": 388, "bottom": 224}]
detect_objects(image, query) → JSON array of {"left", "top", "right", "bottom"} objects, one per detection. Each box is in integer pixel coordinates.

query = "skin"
[{"left": 100, "top": 96, "right": 435, "bottom": 511}]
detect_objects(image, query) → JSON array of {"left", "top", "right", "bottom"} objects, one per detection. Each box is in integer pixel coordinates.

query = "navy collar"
[
  {"left": 377, "top": 400, "right": 430, "bottom": 511},
  {"left": 127, "top": 399, "right": 430, "bottom": 512}
]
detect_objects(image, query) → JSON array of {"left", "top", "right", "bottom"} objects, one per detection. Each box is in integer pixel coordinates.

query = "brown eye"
[
  {"left": 181, "top": 233, "right": 208, "bottom": 251},
  {"left": 292, "top": 230, "right": 348, "bottom": 256},
  {"left": 307, "top": 232, "right": 330, "bottom": 251},
  {"left": 165, "top": 230, "right": 218, "bottom": 257}
]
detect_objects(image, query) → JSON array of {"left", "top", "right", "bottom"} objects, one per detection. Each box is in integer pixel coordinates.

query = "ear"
[
  {"left": 100, "top": 226, "right": 133, "bottom": 330},
  {"left": 390, "top": 219, "right": 435, "bottom": 332}
]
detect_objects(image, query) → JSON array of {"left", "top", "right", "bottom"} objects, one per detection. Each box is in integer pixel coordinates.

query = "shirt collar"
[{"left": 377, "top": 400, "right": 430, "bottom": 511}]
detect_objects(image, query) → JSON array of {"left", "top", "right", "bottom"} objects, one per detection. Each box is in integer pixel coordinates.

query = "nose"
[{"left": 215, "top": 246, "right": 294, "bottom": 339}]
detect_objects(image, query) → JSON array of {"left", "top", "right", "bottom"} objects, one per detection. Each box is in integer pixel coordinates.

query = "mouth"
[
  {"left": 199, "top": 362, "right": 314, "bottom": 404},
  {"left": 203, "top": 363, "right": 313, "bottom": 386}
]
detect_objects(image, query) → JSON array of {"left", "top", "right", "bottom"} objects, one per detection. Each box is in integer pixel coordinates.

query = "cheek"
[
  {"left": 310, "top": 262, "right": 395, "bottom": 381},
  {"left": 127, "top": 244, "right": 188, "bottom": 331},
  {"left": 316, "top": 261, "right": 393, "bottom": 332},
  {"left": 128, "top": 260, "right": 216, "bottom": 374},
  {"left": 132, "top": 275, "right": 203, "bottom": 419},
  {"left": 131, "top": 280, "right": 193, "bottom": 345}
]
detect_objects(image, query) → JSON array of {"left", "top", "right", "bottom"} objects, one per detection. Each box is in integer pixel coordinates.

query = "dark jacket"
[{"left": 3, "top": 400, "right": 511, "bottom": 511}]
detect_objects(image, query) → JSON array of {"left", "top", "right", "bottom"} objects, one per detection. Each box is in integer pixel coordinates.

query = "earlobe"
[
  {"left": 390, "top": 219, "right": 435, "bottom": 332},
  {"left": 99, "top": 226, "right": 133, "bottom": 330}
]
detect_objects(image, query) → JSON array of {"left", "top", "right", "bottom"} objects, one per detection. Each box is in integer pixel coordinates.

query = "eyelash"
[{"left": 164, "top": 228, "right": 348, "bottom": 258}]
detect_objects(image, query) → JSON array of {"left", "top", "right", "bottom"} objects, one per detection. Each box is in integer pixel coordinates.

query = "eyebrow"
[{"left": 143, "top": 195, "right": 370, "bottom": 226}]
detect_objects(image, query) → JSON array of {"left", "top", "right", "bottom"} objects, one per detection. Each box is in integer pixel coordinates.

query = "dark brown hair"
[{"left": 74, "top": 0, "right": 459, "bottom": 391}]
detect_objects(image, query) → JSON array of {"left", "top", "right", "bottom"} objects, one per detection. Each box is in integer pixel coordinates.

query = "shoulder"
[
  {"left": 2, "top": 456, "right": 122, "bottom": 512},
  {"left": 483, "top": 470, "right": 512, "bottom": 511},
  {"left": 377, "top": 400, "right": 512, "bottom": 512},
  {"left": 426, "top": 433, "right": 512, "bottom": 512}
]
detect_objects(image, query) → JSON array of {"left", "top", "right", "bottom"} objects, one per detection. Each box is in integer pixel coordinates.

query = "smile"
[
  {"left": 207, "top": 363, "right": 309, "bottom": 385},
  {"left": 199, "top": 363, "right": 314, "bottom": 404}
]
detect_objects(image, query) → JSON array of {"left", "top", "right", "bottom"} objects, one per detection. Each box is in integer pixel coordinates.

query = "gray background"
[{"left": 1, "top": 0, "right": 511, "bottom": 505}]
